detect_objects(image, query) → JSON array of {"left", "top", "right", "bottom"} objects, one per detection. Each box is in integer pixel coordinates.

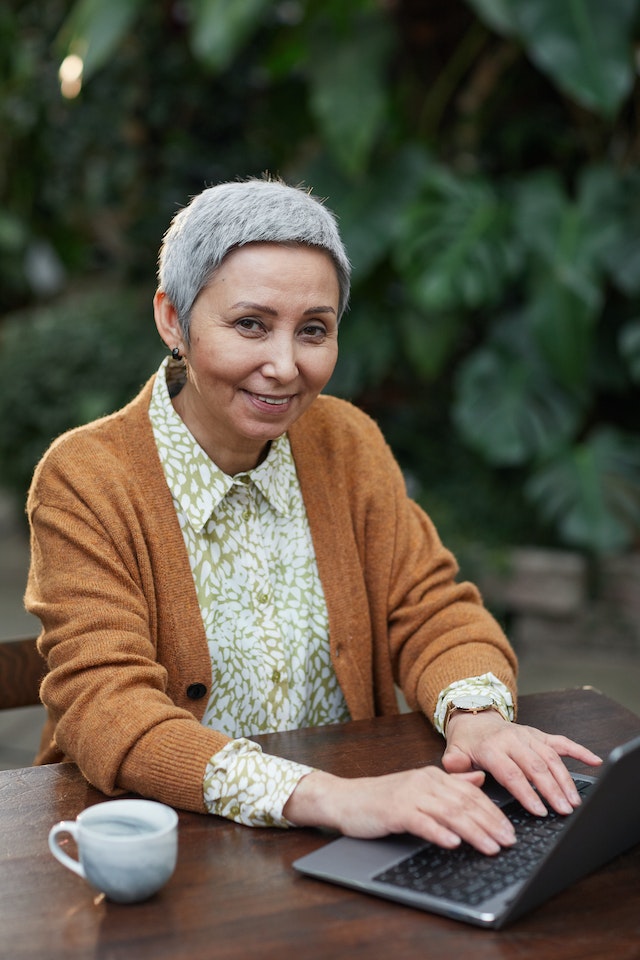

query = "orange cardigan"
[{"left": 26, "top": 378, "right": 517, "bottom": 813}]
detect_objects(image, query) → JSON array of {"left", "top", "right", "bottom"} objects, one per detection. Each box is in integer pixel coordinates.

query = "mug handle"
[{"left": 48, "top": 821, "right": 86, "bottom": 879}]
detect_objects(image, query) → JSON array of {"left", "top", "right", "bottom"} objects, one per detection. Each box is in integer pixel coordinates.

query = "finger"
[
  {"left": 453, "top": 770, "right": 486, "bottom": 787},
  {"left": 441, "top": 742, "right": 474, "bottom": 774},
  {"left": 517, "top": 744, "right": 588, "bottom": 814},
  {"left": 410, "top": 813, "right": 506, "bottom": 856},
  {"left": 412, "top": 774, "right": 516, "bottom": 855},
  {"left": 444, "top": 742, "right": 547, "bottom": 816},
  {"left": 428, "top": 802, "right": 515, "bottom": 856},
  {"left": 408, "top": 818, "right": 463, "bottom": 851},
  {"left": 539, "top": 733, "right": 602, "bottom": 767},
  {"left": 486, "top": 753, "right": 551, "bottom": 817},
  {"left": 442, "top": 739, "right": 554, "bottom": 828},
  {"left": 503, "top": 731, "right": 599, "bottom": 814},
  {"left": 489, "top": 742, "right": 580, "bottom": 817}
]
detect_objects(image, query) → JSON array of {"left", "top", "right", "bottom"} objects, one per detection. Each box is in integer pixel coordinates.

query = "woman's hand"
[
  {"left": 283, "top": 765, "right": 517, "bottom": 855},
  {"left": 442, "top": 711, "right": 602, "bottom": 817}
]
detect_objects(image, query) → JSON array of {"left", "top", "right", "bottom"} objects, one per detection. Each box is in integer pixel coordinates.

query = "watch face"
[{"left": 451, "top": 694, "right": 495, "bottom": 711}]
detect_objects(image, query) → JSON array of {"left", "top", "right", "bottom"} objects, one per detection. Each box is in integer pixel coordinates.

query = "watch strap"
[{"left": 443, "top": 698, "right": 510, "bottom": 737}]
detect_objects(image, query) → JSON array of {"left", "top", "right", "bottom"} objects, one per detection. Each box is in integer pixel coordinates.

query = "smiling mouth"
[{"left": 253, "top": 394, "right": 291, "bottom": 406}]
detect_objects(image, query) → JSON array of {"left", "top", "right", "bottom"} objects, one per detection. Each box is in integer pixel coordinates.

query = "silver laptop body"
[{"left": 293, "top": 733, "right": 640, "bottom": 928}]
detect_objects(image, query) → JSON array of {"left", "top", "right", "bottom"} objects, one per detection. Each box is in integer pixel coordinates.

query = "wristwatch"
[{"left": 444, "top": 693, "right": 508, "bottom": 736}]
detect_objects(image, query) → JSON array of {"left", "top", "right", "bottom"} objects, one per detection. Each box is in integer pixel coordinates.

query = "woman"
[{"left": 26, "top": 177, "right": 600, "bottom": 856}]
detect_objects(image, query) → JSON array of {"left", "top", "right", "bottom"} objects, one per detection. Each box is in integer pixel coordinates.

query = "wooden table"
[{"left": 2, "top": 688, "right": 640, "bottom": 960}]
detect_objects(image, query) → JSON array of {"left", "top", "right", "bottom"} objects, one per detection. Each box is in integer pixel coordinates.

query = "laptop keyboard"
[{"left": 374, "top": 778, "right": 593, "bottom": 906}]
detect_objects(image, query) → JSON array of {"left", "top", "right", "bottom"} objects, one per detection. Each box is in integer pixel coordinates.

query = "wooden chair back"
[{"left": 0, "top": 636, "right": 44, "bottom": 710}]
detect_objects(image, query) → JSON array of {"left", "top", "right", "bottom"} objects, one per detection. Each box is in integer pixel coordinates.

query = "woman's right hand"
[{"left": 283, "top": 766, "right": 516, "bottom": 855}]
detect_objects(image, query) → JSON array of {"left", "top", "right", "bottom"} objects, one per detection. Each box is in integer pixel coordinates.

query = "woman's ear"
[{"left": 153, "top": 290, "right": 184, "bottom": 353}]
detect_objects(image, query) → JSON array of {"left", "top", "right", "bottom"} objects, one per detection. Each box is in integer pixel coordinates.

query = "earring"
[{"left": 171, "top": 346, "right": 182, "bottom": 361}]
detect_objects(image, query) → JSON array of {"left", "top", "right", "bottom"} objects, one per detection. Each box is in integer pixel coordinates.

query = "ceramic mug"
[{"left": 48, "top": 799, "right": 178, "bottom": 903}]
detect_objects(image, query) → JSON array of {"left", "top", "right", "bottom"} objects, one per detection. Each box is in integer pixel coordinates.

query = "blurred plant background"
[{"left": 2, "top": 0, "right": 640, "bottom": 571}]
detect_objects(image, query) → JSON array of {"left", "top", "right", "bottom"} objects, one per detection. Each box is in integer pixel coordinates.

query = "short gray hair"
[{"left": 157, "top": 177, "right": 351, "bottom": 342}]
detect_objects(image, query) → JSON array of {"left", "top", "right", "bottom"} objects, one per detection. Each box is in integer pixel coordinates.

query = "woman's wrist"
[
  {"left": 282, "top": 769, "right": 345, "bottom": 830},
  {"left": 444, "top": 706, "right": 509, "bottom": 741}
]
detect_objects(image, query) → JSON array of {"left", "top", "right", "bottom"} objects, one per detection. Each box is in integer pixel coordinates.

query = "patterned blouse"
[
  {"left": 149, "top": 359, "right": 513, "bottom": 827},
  {"left": 149, "top": 359, "right": 349, "bottom": 826}
]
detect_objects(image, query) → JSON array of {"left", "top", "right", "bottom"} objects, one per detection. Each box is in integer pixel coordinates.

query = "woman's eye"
[
  {"left": 236, "top": 317, "right": 263, "bottom": 333},
  {"left": 301, "top": 323, "right": 327, "bottom": 340}
]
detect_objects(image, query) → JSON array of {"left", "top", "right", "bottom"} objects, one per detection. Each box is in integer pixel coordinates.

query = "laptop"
[{"left": 293, "top": 732, "right": 640, "bottom": 928}]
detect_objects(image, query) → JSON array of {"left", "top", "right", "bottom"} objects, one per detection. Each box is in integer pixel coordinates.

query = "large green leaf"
[
  {"left": 329, "top": 298, "right": 399, "bottom": 397},
  {"left": 619, "top": 321, "right": 640, "bottom": 384},
  {"left": 306, "top": 11, "right": 393, "bottom": 176},
  {"left": 453, "top": 318, "right": 583, "bottom": 466},
  {"left": 464, "top": 0, "right": 517, "bottom": 35},
  {"left": 189, "top": 0, "right": 275, "bottom": 71},
  {"left": 527, "top": 290, "right": 595, "bottom": 393},
  {"left": 298, "top": 145, "right": 431, "bottom": 280},
  {"left": 514, "top": 170, "right": 606, "bottom": 296},
  {"left": 399, "top": 309, "right": 463, "bottom": 383},
  {"left": 513, "top": 171, "right": 604, "bottom": 390},
  {"left": 466, "top": 0, "right": 638, "bottom": 117},
  {"left": 565, "top": 171, "right": 626, "bottom": 282},
  {"left": 526, "top": 428, "right": 640, "bottom": 552},
  {"left": 593, "top": 169, "right": 640, "bottom": 296},
  {"left": 511, "top": 169, "right": 616, "bottom": 276},
  {"left": 395, "top": 166, "right": 520, "bottom": 313},
  {"left": 55, "top": 0, "right": 145, "bottom": 80},
  {"left": 0, "top": 211, "right": 26, "bottom": 252}
]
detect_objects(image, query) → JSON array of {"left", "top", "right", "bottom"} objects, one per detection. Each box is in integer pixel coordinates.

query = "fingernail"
[{"left": 482, "top": 838, "right": 501, "bottom": 856}]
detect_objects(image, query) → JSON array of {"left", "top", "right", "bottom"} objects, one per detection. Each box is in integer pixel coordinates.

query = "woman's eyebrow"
[
  {"left": 231, "top": 301, "right": 278, "bottom": 315},
  {"left": 304, "top": 305, "right": 337, "bottom": 316},
  {"left": 230, "top": 301, "right": 336, "bottom": 316}
]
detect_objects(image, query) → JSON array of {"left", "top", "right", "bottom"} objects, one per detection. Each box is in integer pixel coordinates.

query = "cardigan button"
[{"left": 186, "top": 683, "right": 208, "bottom": 701}]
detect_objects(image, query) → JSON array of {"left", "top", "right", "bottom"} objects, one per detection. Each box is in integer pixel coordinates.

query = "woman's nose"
[{"left": 261, "top": 334, "right": 299, "bottom": 381}]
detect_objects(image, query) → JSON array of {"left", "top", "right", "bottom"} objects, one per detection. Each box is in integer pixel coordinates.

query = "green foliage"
[
  {"left": 526, "top": 429, "right": 640, "bottom": 552},
  {"left": 394, "top": 165, "right": 520, "bottom": 313},
  {"left": 2, "top": 0, "right": 640, "bottom": 556},
  {"left": 55, "top": 0, "right": 146, "bottom": 80},
  {"left": 453, "top": 315, "right": 585, "bottom": 466},
  {"left": 466, "top": 0, "right": 638, "bottom": 116},
  {"left": 189, "top": 0, "right": 275, "bottom": 71},
  {"left": 0, "top": 285, "right": 164, "bottom": 503},
  {"left": 619, "top": 321, "right": 640, "bottom": 383},
  {"left": 306, "top": 7, "right": 394, "bottom": 176},
  {"left": 515, "top": 170, "right": 604, "bottom": 391}
]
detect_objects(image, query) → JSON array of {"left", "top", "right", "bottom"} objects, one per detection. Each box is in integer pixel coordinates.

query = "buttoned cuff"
[{"left": 203, "top": 737, "right": 314, "bottom": 827}]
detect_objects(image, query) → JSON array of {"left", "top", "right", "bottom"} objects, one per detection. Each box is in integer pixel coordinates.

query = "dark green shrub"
[{"left": 0, "top": 283, "right": 164, "bottom": 507}]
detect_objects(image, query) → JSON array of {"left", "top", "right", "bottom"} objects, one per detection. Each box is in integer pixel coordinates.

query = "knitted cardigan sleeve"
[
  {"left": 26, "top": 384, "right": 228, "bottom": 813},
  {"left": 289, "top": 396, "right": 518, "bottom": 724}
]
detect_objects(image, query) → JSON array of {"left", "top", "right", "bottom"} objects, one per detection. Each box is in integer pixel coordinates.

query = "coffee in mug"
[{"left": 48, "top": 799, "right": 178, "bottom": 903}]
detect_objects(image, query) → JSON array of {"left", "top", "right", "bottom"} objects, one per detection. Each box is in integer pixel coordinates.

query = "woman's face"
[{"left": 156, "top": 242, "right": 340, "bottom": 476}]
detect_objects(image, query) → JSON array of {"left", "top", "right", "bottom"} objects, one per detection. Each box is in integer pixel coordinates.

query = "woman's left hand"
[{"left": 442, "top": 711, "right": 602, "bottom": 817}]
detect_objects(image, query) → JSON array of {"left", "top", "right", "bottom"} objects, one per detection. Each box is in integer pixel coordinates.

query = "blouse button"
[
  {"left": 272, "top": 669, "right": 281, "bottom": 684},
  {"left": 186, "top": 682, "right": 207, "bottom": 700},
  {"left": 242, "top": 508, "right": 251, "bottom": 521}
]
